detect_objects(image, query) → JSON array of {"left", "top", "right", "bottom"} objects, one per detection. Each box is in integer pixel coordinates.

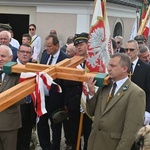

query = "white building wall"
[{"left": 0, "top": 1, "right": 137, "bottom": 48}]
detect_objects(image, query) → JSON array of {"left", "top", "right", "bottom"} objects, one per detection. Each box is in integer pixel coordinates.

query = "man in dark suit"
[
  {"left": 37, "top": 34, "right": 69, "bottom": 150},
  {"left": 86, "top": 53, "right": 145, "bottom": 150},
  {"left": 138, "top": 45, "right": 150, "bottom": 64},
  {"left": 125, "top": 40, "right": 150, "bottom": 125},
  {"left": 16, "top": 44, "right": 36, "bottom": 150},
  {"left": 115, "top": 36, "right": 125, "bottom": 53},
  {"left": 0, "top": 45, "right": 25, "bottom": 150},
  {"left": 64, "top": 33, "right": 93, "bottom": 150}
]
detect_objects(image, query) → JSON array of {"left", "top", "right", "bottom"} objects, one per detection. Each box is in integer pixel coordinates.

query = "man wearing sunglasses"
[
  {"left": 114, "top": 36, "right": 125, "bottom": 53},
  {"left": 125, "top": 40, "right": 150, "bottom": 126}
]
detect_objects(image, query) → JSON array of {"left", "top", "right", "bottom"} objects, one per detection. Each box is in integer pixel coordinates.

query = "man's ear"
[
  {"left": 9, "top": 55, "right": 13, "bottom": 61},
  {"left": 122, "top": 66, "right": 128, "bottom": 73}
]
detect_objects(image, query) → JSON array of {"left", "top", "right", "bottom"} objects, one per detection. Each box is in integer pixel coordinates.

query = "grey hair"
[
  {"left": 115, "top": 36, "right": 123, "bottom": 44},
  {"left": 139, "top": 45, "right": 149, "bottom": 54},
  {"left": 0, "top": 30, "right": 11, "bottom": 40}
]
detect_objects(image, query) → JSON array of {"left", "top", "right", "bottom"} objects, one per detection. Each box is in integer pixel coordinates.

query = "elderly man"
[
  {"left": 0, "top": 30, "right": 18, "bottom": 61},
  {"left": 114, "top": 36, "right": 125, "bottom": 53},
  {"left": 66, "top": 43, "right": 77, "bottom": 57},
  {"left": 0, "top": 45, "right": 25, "bottom": 150},
  {"left": 86, "top": 53, "right": 145, "bottom": 150}
]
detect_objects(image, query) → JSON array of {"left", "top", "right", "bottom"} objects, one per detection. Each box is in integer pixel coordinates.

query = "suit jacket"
[
  {"left": 131, "top": 59, "right": 150, "bottom": 112},
  {"left": 9, "top": 44, "right": 18, "bottom": 61},
  {"left": 40, "top": 50, "right": 69, "bottom": 111},
  {"left": 86, "top": 78, "right": 145, "bottom": 150},
  {"left": 0, "top": 73, "right": 23, "bottom": 131},
  {"left": 120, "top": 47, "right": 125, "bottom": 53}
]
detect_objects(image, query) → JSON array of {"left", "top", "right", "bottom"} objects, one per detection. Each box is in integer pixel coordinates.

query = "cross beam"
[{"left": 0, "top": 56, "right": 109, "bottom": 112}]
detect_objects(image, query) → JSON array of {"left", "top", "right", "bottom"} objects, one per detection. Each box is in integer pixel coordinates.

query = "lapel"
[
  {"left": 56, "top": 51, "right": 62, "bottom": 63},
  {"left": 100, "top": 83, "right": 112, "bottom": 113},
  {"left": 131, "top": 59, "right": 141, "bottom": 79},
  {"left": 0, "top": 74, "right": 11, "bottom": 92},
  {"left": 102, "top": 78, "right": 130, "bottom": 116}
]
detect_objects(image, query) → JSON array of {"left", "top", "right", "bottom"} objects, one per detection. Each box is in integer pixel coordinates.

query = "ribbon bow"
[{"left": 19, "top": 72, "right": 62, "bottom": 117}]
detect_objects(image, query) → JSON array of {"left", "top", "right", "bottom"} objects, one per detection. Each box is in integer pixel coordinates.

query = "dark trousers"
[
  {"left": 17, "top": 103, "right": 36, "bottom": 150},
  {"left": 37, "top": 112, "right": 62, "bottom": 150},
  {"left": 82, "top": 114, "right": 92, "bottom": 150},
  {"left": 68, "top": 111, "right": 80, "bottom": 149},
  {"left": 67, "top": 111, "right": 92, "bottom": 150},
  {"left": 17, "top": 122, "right": 32, "bottom": 150}
]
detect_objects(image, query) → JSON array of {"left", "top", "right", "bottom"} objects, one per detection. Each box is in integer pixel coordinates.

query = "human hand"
[
  {"left": 87, "top": 77, "right": 97, "bottom": 96},
  {"left": 144, "top": 111, "right": 150, "bottom": 125}
]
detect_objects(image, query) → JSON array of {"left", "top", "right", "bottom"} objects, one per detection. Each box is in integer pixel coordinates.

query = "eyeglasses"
[
  {"left": 19, "top": 50, "right": 32, "bottom": 54},
  {"left": 29, "top": 28, "right": 35, "bottom": 31},
  {"left": 117, "top": 41, "right": 120, "bottom": 44},
  {"left": 124, "top": 48, "right": 135, "bottom": 52}
]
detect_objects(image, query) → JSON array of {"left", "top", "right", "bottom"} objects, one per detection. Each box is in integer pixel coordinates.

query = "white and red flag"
[
  {"left": 81, "top": 0, "right": 112, "bottom": 114},
  {"left": 85, "top": 0, "right": 112, "bottom": 73}
]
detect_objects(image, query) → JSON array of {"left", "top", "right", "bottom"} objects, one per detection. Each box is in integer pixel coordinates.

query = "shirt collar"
[
  {"left": 52, "top": 49, "right": 60, "bottom": 58},
  {"left": 17, "top": 58, "right": 23, "bottom": 65}
]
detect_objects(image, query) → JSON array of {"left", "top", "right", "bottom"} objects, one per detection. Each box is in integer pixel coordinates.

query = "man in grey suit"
[
  {"left": 86, "top": 53, "right": 145, "bottom": 150},
  {"left": 0, "top": 45, "right": 24, "bottom": 150}
]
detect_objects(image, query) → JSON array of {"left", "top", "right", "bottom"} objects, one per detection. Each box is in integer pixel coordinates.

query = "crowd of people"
[{"left": 0, "top": 23, "right": 150, "bottom": 150}]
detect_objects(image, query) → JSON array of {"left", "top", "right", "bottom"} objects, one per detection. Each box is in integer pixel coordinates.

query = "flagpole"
[
  {"left": 136, "top": 8, "right": 139, "bottom": 32},
  {"left": 137, "top": 5, "right": 150, "bottom": 35}
]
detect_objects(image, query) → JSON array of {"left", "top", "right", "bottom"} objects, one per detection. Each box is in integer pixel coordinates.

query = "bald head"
[{"left": 66, "top": 43, "right": 77, "bottom": 57}]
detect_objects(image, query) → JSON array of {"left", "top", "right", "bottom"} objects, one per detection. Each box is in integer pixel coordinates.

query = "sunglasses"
[
  {"left": 117, "top": 41, "right": 120, "bottom": 44},
  {"left": 124, "top": 48, "right": 135, "bottom": 52},
  {"left": 29, "top": 28, "right": 35, "bottom": 31}
]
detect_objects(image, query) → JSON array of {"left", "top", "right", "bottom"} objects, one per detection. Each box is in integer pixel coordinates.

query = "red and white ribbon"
[{"left": 19, "top": 72, "right": 62, "bottom": 117}]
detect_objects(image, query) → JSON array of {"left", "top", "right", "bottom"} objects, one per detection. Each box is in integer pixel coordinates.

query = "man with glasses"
[
  {"left": 16, "top": 44, "right": 36, "bottom": 150},
  {"left": 125, "top": 40, "right": 150, "bottom": 126},
  {"left": 29, "top": 24, "right": 41, "bottom": 61},
  {"left": 114, "top": 36, "right": 125, "bottom": 53}
]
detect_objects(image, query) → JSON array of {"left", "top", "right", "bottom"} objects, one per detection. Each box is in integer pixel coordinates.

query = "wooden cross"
[{"left": 0, "top": 56, "right": 109, "bottom": 112}]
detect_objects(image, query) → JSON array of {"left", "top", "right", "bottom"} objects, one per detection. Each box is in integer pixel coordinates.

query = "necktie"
[
  {"left": 116, "top": 49, "right": 119, "bottom": 53},
  {"left": 130, "top": 63, "right": 133, "bottom": 74},
  {"left": 106, "top": 82, "right": 117, "bottom": 103},
  {"left": 81, "top": 60, "right": 86, "bottom": 68},
  {"left": 48, "top": 55, "right": 54, "bottom": 65},
  {"left": 0, "top": 70, "right": 3, "bottom": 86},
  {"left": 110, "top": 82, "right": 117, "bottom": 97}
]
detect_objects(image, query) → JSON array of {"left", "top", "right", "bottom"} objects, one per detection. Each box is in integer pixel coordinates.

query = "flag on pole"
[
  {"left": 143, "top": 19, "right": 150, "bottom": 39},
  {"left": 85, "top": 0, "right": 112, "bottom": 73},
  {"left": 130, "top": 18, "right": 138, "bottom": 40},
  {"left": 81, "top": 0, "right": 111, "bottom": 115},
  {"left": 138, "top": 1, "right": 150, "bottom": 39}
]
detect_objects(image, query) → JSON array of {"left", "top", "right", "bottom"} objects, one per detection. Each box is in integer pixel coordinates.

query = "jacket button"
[{"left": 99, "top": 129, "right": 101, "bottom": 131}]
